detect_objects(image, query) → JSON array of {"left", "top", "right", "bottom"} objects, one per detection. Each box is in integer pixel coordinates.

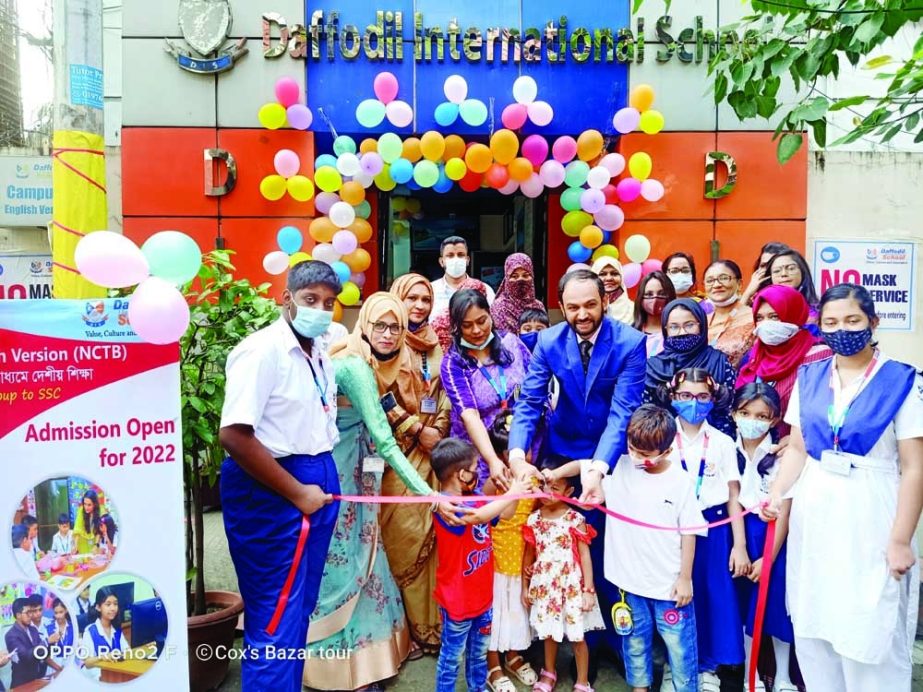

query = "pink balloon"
[
  {"left": 580, "top": 188, "right": 606, "bottom": 214},
  {"left": 315, "top": 192, "right": 339, "bottom": 215},
  {"left": 616, "top": 177, "right": 642, "bottom": 202},
  {"left": 275, "top": 77, "right": 301, "bottom": 108},
  {"left": 350, "top": 272, "right": 367, "bottom": 288},
  {"left": 332, "top": 230, "right": 359, "bottom": 255},
  {"left": 501, "top": 103, "right": 528, "bottom": 130},
  {"left": 539, "top": 160, "right": 566, "bottom": 188},
  {"left": 527, "top": 101, "right": 554, "bottom": 127},
  {"left": 360, "top": 152, "right": 384, "bottom": 176},
  {"left": 612, "top": 107, "right": 640, "bottom": 134},
  {"left": 286, "top": 104, "right": 312, "bottom": 130},
  {"left": 374, "top": 72, "right": 400, "bottom": 104},
  {"left": 74, "top": 231, "right": 149, "bottom": 289},
  {"left": 263, "top": 251, "right": 290, "bottom": 275},
  {"left": 498, "top": 180, "right": 520, "bottom": 196},
  {"left": 593, "top": 204, "right": 625, "bottom": 231},
  {"left": 600, "top": 153, "right": 626, "bottom": 177},
  {"left": 521, "top": 135, "right": 549, "bottom": 167},
  {"left": 386, "top": 100, "right": 413, "bottom": 127},
  {"left": 642, "top": 259, "right": 663, "bottom": 276},
  {"left": 641, "top": 178, "right": 665, "bottom": 202},
  {"left": 552, "top": 136, "right": 577, "bottom": 163},
  {"left": 521, "top": 173, "right": 544, "bottom": 199},
  {"left": 622, "top": 262, "right": 643, "bottom": 289},
  {"left": 128, "top": 276, "right": 190, "bottom": 345},
  {"left": 274, "top": 149, "right": 301, "bottom": 178}
]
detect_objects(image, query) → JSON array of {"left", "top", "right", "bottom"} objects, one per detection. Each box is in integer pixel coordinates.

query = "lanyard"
[
  {"left": 827, "top": 350, "right": 878, "bottom": 451},
  {"left": 304, "top": 352, "right": 331, "bottom": 413},
  {"left": 676, "top": 431, "right": 709, "bottom": 499},
  {"left": 420, "top": 351, "right": 431, "bottom": 383},
  {"left": 478, "top": 364, "right": 509, "bottom": 409}
]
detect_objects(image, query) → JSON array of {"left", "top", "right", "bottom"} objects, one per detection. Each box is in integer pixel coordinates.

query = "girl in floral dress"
[{"left": 522, "top": 455, "right": 605, "bottom": 692}]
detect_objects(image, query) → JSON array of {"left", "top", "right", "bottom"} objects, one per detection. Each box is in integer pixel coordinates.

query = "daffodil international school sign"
[{"left": 0, "top": 157, "right": 53, "bottom": 226}]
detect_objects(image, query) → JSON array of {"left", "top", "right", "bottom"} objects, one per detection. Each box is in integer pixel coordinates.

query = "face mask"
[
  {"left": 710, "top": 293, "right": 739, "bottom": 308},
  {"left": 821, "top": 327, "right": 873, "bottom": 357},
  {"left": 665, "top": 333, "right": 704, "bottom": 353},
  {"left": 736, "top": 417, "right": 772, "bottom": 440},
  {"left": 444, "top": 257, "right": 467, "bottom": 279},
  {"left": 673, "top": 399, "right": 714, "bottom": 425},
  {"left": 519, "top": 330, "right": 539, "bottom": 352},
  {"left": 460, "top": 331, "right": 495, "bottom": 350},
  {"left": 289, "top": 302, "right": 333, "bottom": 339},
  {"left": 670, "top": 273, "right": 694, "bottom": 294},
  {"left": 754, "top": 320, "right": 801, "bottom": 346},
  {"left": 458, "top": 469, "right": 478, "bottom": 493},
  {"left": 629, "top": 451, "right": 666, "bottom": 470},
  {"left": 507, "top": 279, "right": 532, "bottom": 298},
  {"left": 642, "top": 297, "right": 668, "bottom": 317}
]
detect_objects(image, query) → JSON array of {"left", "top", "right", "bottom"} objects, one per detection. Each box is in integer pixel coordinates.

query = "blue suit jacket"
[{"left": 509, "top": 317, "right": 647, "bottom": 467}]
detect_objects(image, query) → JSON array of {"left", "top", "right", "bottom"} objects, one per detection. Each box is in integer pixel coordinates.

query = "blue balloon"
[
  {"left": 406, "top": 178, "right": 422, "bottom": 191},
  {"left": 433, "top": 166, "right": 453, "bottom": 193},
  {"left": 331, "top": 260, "right": 352, "bottom": 284},
  {"left": 390, "top": 158, "right": 413, "bottom": 184},
  {"left": 434, "top": 102, "right": 460, "bottom": 127},
  {"left": 567, "top": 241, "right": 592, "bottom": 264},
  {"left": 602, "top": 231, "right": 612, "bottom": 243},
  {"left": 315, "top": 154, "right": 337, "bottom": 170},
  {"left": 276, "top": 225, "right": 303, "bottom": 255}
]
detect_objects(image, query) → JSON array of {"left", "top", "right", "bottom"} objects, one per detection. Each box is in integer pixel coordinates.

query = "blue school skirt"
[
  {"left": 740, "top": 513, "right": 794, "bottom": 643},
  {"left": 693, "top": 505, "right": 745, "bottom": 671}
]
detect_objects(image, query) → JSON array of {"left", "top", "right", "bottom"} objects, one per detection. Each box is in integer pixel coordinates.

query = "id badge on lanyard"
[
  {"left": 305, "top": 352, "right": 337, "bottom": 438},
  {"left": 676, "top": 432, "right": 709, "bottom": 499},
  {"left": 825, "top": 351, "right": 878, "bottom": 453},
  {"left": 478, "top": 364, "right": 510, "bottom": 410}
]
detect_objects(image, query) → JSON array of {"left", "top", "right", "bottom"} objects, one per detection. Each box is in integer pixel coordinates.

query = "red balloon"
[
  {"left": 459, "top": 170, "right": 483, "bottom": 192},
  {"left": 602, "top": 184, "right": 619, "bottom": 205},
  {"left": 485, "top": 163, "right": 510, "bottom": 189}
]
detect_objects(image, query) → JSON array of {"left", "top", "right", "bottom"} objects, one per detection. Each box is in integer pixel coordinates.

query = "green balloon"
[
  {"left": 564, "top": 161, "right": 590, "bottom": 188},
  {"left": 354, "top": 200, "right": 372, "bottom": 219},
  {"left": 378, "top": 133, "right": 403, "bottom": 163},
  {"left": 333, "top": 135, "right": 357, "bottom": 156},
  {"left": 561, "top": 210, "right": 593, "bottom": 237},
  {"left": 413, "top": 160, "right": 439, "bottom": 188},
  {"left": 458, "top": 99, "right": 488, "bottom": 126},
  {"left": 561, "top": 187, "right": 584, "bottom": 212},
  {"left": 356, "top": 99, "right": 386, "bottom": 128},
  {"left": 141, "top": 231, "right": 202, "bottom": 285}
]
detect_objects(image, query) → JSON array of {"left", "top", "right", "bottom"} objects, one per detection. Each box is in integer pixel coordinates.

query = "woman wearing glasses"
[
  {"left": 306, "top": 293, "right": 447, "bottom": 691},
  {"left": 763, "top": 250, "right": 820, "bottom": 334},
  {"left": 662, "top": 252, "right": 709, "bottom": 304},
  {"left": 740, "top": 241, "right": 790, "bottom": 306},
  {"left": 441, "top": 288, "right": 536, "bottom": 492},
  {"left": 703, "top": 260, "right": 754, "bottom": 370},
  {"left": 632, "top": 270, "right": 677, "bottom": 357}
]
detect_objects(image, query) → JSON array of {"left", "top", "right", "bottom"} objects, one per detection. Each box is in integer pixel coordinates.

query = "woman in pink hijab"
[{"left": 490, "top": 253, "right": 546, "bottom": 334}]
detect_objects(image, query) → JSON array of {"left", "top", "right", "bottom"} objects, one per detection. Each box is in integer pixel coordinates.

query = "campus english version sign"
[
  {"left": 0, "top": 254, "right": 52, "bottom": 301},
  {"left": 0, "top": 299, "right": 189, "bottom": 690},
  {"left": 0, "top": 157, "right": 53, "bottom": 227},
  {"left": 813, "top": 239, "right": 916, "bottom": 331}
]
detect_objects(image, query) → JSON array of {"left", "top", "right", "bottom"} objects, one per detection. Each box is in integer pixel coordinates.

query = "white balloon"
[
  {"left": 641, "top": 178, "right": 666, "bottom": 202},
  {"left": 385, "top": 100, "right": 414, "bottom": 127},
  {"left": 586, "top": 166, "right": 611, "bottom": 190},
  {"left": 443, "top": 75, "right": 468, "bottom": 104},
  {"left": 262, "top": 251, "right": 290, "bottom": 275},
  {"left": 520, "top": 173, "right": 544, "bottom": 199},
  {"left": 336, "top": 153, "right": 361, "bottom": 177},
  {"left": 600, "top": 153, "right": 626, "bottom": 177},
  {"left": 498, "top": 180, "right": 520, "bottom": 196},
  {"left": 353, "top": 171, "right": 375, "bottom": 188},
  {"left": 312, "top": 243, "right": 341, "bottom": 265},
  {"left": 329, "top": 201, "right": 356, "bottom": 228},
  {"left": 74, "top": 231, "right": 149, "bottom": 289},
  {"left": 512, "top": 76, "right": 538, "bottom": 105}
]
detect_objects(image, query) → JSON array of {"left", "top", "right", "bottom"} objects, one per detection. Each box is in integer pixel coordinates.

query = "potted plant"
[{"left": 180, "top": 250, "right": 279, "bottom": 690}]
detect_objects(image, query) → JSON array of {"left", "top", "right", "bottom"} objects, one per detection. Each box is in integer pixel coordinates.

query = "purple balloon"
[
  {"left": 593, "top": 204, "right": 625, "bottom": 231},
  {"left": 520, "top": 173, "right": 544, "bottom": 199},
  {"left": 622, "top": 262, "right": 643, "bottom": 289},
  {"left": 616, "top": 177, "right": 642, "bottom": 202},
  {"left": 350, "top": 271, "right": 367, "bottom": 288},
  {"left": 286, "top": 104, "right": 313, "bottom": 130},
  {"left": 613, "top": 107, "right": 640, "bottom": 135},
  {"left": 552, "top": 136, "right": 578, "bottom": 163},
  {"left": 128, "top": 276, "right": 191, "bottom": 345},
  {"left": 315, "top": 192, "right": 340, "bottom": 215},
  {"left": 580, "top": 188, "right": 606, "bottom": 214},
  {"left": 332, "top": 229, "right": 359, "bottom": 255},
  {"left": 360, "top": 152, "right": 384, "bottom": 176}
]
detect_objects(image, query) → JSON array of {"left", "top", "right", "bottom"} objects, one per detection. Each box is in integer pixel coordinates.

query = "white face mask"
[
  {"left": 669, "top": 273, "right": 694, "bottom": 294},
  {"left": 710, "top": 293, "right": 739, "bottom": 308},
  {"left": 754, "top": 320, "right": 800, "bottom": 346},
  {"left": 444, "top": 257, "right": 467, "bottom": 279}
]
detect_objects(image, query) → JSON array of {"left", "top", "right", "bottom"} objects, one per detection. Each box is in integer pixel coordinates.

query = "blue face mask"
[
  {"left": 665, "top": 333, "right": 704, "bottom": 353},
  {"left": 289, "top": 302, "right": 333, "bottom": 339},
  {"left": 460, "top": 331, "right": 495, "bottom": 350},
  {"left": 821, "top": 327, "right": 872, "bottom": 357},
  {"left": 673, "top": 399, "right": 714, "bottom": 425},
  {"left": 519, "top": 330, "right": 539, "bottom": 352}
]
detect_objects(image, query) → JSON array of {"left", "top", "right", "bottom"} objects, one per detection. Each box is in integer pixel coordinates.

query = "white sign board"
[
  {"left": 0, "top": 254, "right": 52, "bottom": 300},
  {"left": 0, "top": 157, "right": 53, "bottom": 226}
]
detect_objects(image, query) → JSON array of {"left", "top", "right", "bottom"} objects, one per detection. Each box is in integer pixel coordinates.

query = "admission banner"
[
  {"left": 0, "top": 299, "right": 189, "bottom": 690},
  {"left": 0, "top": 253, "right": 53, "bottom": 300}
]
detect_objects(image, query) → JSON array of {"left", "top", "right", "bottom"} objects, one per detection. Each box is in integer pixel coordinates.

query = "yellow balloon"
[
  {"left": 579, "top": 225, "right": 604, "bottom": 249},
  {"left": 286, "top": 175, "right": 315, "bottom": 202},
  {"left": 332, "top": 301, "right": 344, "bottom": 322},
  {"left": 315, "top": 166, "right": 343, "bottom": 193},
  {"left": 392, "top": 197, "right": 407, "bottom": 212},
  {"left": 375, "top": 167, "right": 397, "bottom": 191},
  {"left": 592, "top": 244, "right": 619, "bottom": 261},
  {"left": 445, "top": 157, "right": 467, "bottom": 180},
  {"left": 576, "top": 130, "right": 604, "bottom": 162},
  {"left": 443, "top": 135, "right": 466, "bottom": 160},
  {"left": 359, "top": 138, "right": 378, "bottom": 154},
  {"left": 258, "top": 103, "right": 287, "bottom": 130},
  {"left": 349, "top": 218, "right": 373, "bottom": 243},
  {"left": 629, "top": 84, "right": 656, "bottom": 112},
  {"left": 260, "top": 174, "right": 287, "bottom": 201},
  {"left": 406, "top": 198, "right": 421, "bottom": 214},
  {"left": 639, "top": 110, "right": 665, "bottom": 135},
  {"left": 402, "top": 137, "right": 423, "bottom": 163},
  {"left": 628, "top": 152, "right": 653, "bottom": 181},
  {"left": 343, "top": 248, "right": 372, "bottom": 273},
  {"left": 465, "top": 143, "right": 492, "bottom": 174},
  {"left": 338, "top": 281, "right": 361, "bottom": 306},
  {"left": 508, "top": 158, "right": 533, "bottom": 182},
  {"left": 289, "top": 251, "right": 312, "bottom": 267},
  {"left": 489, "top": 129, "right": 519, "bottom": 165},
  {"left": 420, "top": 131, "right": 446, "bottom": 161}
]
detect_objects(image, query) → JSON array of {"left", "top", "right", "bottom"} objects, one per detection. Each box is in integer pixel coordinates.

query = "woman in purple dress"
[{"left": 441, "top": 289, "right": 535, "bottom": 491}]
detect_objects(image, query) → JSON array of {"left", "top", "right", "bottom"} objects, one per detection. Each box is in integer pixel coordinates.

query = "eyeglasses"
[
  {"left": 642, "top": 293, "right": 668, "bottom": 300},
  {"left": 665, "top": 322, "right": 700, "bottom": 336},
  {"left": 703, "top": 274, "right": 735, "bottom": 287},
  {"left": 666, "top": 267, "right": 691, "bottom": 275},
  {"left": 674, "top": 392, "right": 713, "bottom": 403},
  {"left": 771, "top": 264, "right": 800, "bottom": 277},
  {"left": 371, "top": 321, "right": 403, "bottom": 335}
]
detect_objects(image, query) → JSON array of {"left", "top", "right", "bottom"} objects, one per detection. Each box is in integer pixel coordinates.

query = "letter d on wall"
[
  {"left": 204, "top": 148, "right": 237, "bottom": 197},
  {"left": 704, "top": 151, "right": 737, "bottom": 199}
]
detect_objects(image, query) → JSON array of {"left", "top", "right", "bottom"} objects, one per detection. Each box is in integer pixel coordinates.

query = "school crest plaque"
[{"left": 165, "top": 0, "right": 248, "bottom": 74}]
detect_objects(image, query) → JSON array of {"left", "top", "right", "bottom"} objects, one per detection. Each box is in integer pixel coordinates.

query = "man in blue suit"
[{"left": 508, "top": 268, "right": 647, "bottom": 680}]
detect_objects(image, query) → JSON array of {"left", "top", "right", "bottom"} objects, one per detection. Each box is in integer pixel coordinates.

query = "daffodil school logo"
[
  {"left": 82, "top": 301, "right": 109, "bottom": 328},
  {"left": 164, "top": 0, "right": 248, "bottom": 74},
  {"left": 820, "top": 246, "right": 840, "bottom": 263}
]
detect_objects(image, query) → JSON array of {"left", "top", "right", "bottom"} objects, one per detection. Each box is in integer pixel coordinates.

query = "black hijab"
[{"left": 645, "top": 298, "right": 734, "bottom": 389}]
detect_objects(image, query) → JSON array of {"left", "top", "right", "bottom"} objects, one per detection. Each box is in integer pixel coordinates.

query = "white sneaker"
[
  {"left": 698, "top": 671, "right": 721, "bottom": 692},
  {"left": 659, "top": 665, "right": 673, "bottom": 692}
]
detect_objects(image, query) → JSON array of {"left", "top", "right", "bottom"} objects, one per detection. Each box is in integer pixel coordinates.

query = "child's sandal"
[
  {"left": 486, "top": 667, "right": 517, "bottom": 692},
  {"left": 504, "top": 654, "right": 538, "bottom": 686},
  {"left": 532, "top": 669, "right": 557, "bottom": 692},
  {"left": 573, "top": 685, "right": 594, "bottom": 692}
]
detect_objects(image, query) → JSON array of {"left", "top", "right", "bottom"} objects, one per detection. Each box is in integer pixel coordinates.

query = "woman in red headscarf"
[
  {"left": 491, "top": 253, "right": 546, "bottom": 334},
  {"left": 736, "top": 285, "right": 832, "bottom": 434}
]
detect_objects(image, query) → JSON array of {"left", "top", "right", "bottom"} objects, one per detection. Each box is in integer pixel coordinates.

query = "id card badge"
[
  {"left": 820, "top": 449, "right": 852, "bottom": 477},
  {"left": 363, "top": 455, "right": 385, "bottom": 474},
  {"left": 420, "top": 397, "right": 437, "bottom": 414},
  {"left": 611, "top": 593, "right": 633, "bottom": 636}
]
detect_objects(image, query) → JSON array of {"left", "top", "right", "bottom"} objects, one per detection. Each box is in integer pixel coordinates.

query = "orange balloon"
[
  {"left": 443, "top": 135, "right": 466, "bottom": 160},
  {"left": 464, "top": 143, "right": 493, "bottom": 174},
  {"left": 508, "top": 157, "right": 533, "bottom": 182},
  {"left": 359, "top": 138, "right": 378, "bottom": 154},
  {"left": 489, "top": 129, "right": 519, "bottom": 165},
  {"left": 629, "top": 84, "right": 655, "bottom": 112},
  {"left": 332, "top": 301, "right": 344, "bottom": 322},
  {"left": 349, "top": 218, "right": 373, "bottom": 243},
  {"left": 420, "top": 131, "right": 446, "bottom": 161},
  {"left": 343, "top": 247, "right": 372, "bottom": 273},
  {"left": 402, "top": 137, "right": 422, "bottom": 163},
  {"left": 309, "top": 217, "right": 337, "bottom": 243},
  {"left": 577, "top": 129, "right": 604, "bottom": 162},
  {"left": 339, "top": 181, "right": 365, "bottom": 206}
]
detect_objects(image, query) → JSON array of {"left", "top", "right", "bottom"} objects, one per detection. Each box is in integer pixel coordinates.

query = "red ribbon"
[
  {"left": 748, "top": 519, "right": 777, "bottom": 692},
  {"left": 265, "top": 516, "right": 311, "bottom": 636}
]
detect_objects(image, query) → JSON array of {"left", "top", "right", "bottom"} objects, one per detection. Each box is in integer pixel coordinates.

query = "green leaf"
[
  {"left": 882, "top": 124, "right": 902, "bottom": 142},
  {"left": 777, "top": 133, "right": 803, "bottom": 164},
  {"left": 906, "top": 111, "right": 920, "bottom": 132},
  {"left": 791, "top": 97, "right": 829, "bottom": 122},
  {"left": 829, "top": 95, "right": 868, "bottom": 111},
  {"left": 811, "top": 119, "right": 827, "bottom": 147},
  {"left": 914, "top": 129, "right": 923, "bottom": 143},
  {"left": 854, "top": 13, "right": 885, "bottom": 45},
  {"left": 864, "top": 55, "right": 893, "bottom": 69}
]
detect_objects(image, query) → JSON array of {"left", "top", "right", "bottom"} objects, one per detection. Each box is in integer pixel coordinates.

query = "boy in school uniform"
[
  {"left": 11, "top": 525, "right": 40, "bottom": 581},
  {"left": 21, "top": 516, "right": 40, "bottom": 559},
  {"left": 51, "top": 514, "right": 75, "bottom": 555}
]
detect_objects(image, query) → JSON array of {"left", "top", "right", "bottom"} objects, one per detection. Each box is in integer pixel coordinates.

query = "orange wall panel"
[
  {"left": 715, "top": 220, "right": 806, "bottom": 286},
  {"left": 619, "top": 221, "right": 715, "bottom": 280},
  {"left": 123, "top": 217, "right": 219, "bottom": 254}
]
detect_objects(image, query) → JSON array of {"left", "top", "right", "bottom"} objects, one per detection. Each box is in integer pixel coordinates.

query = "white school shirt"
[
  {"left": 667, "top": 419, "right": 740, "bottom": 511},
  {"left": 737, "top": 433, "right": 777, "bottom": 510},
  {"left": 602, "top": 457, "right": 707, "bottom": 601},
  {"left": 80, "top": 620, "right": 129, "bottom": 681},
  {"left": 431, "top": 276, "right": 496, "bottom": 316},
  {"left": 52, "top": 531, "right": 74, "bottom": 555},
  {"left": 14, "top": 547, "right": 40, "bottom": 580},
  {"left": 220, "top": 317, "right": 339, "bottom": 458}
]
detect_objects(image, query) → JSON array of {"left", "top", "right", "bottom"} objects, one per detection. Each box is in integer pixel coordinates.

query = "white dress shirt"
[{"left": 431, "top": 276, "right": 496, "bottom": 316}]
